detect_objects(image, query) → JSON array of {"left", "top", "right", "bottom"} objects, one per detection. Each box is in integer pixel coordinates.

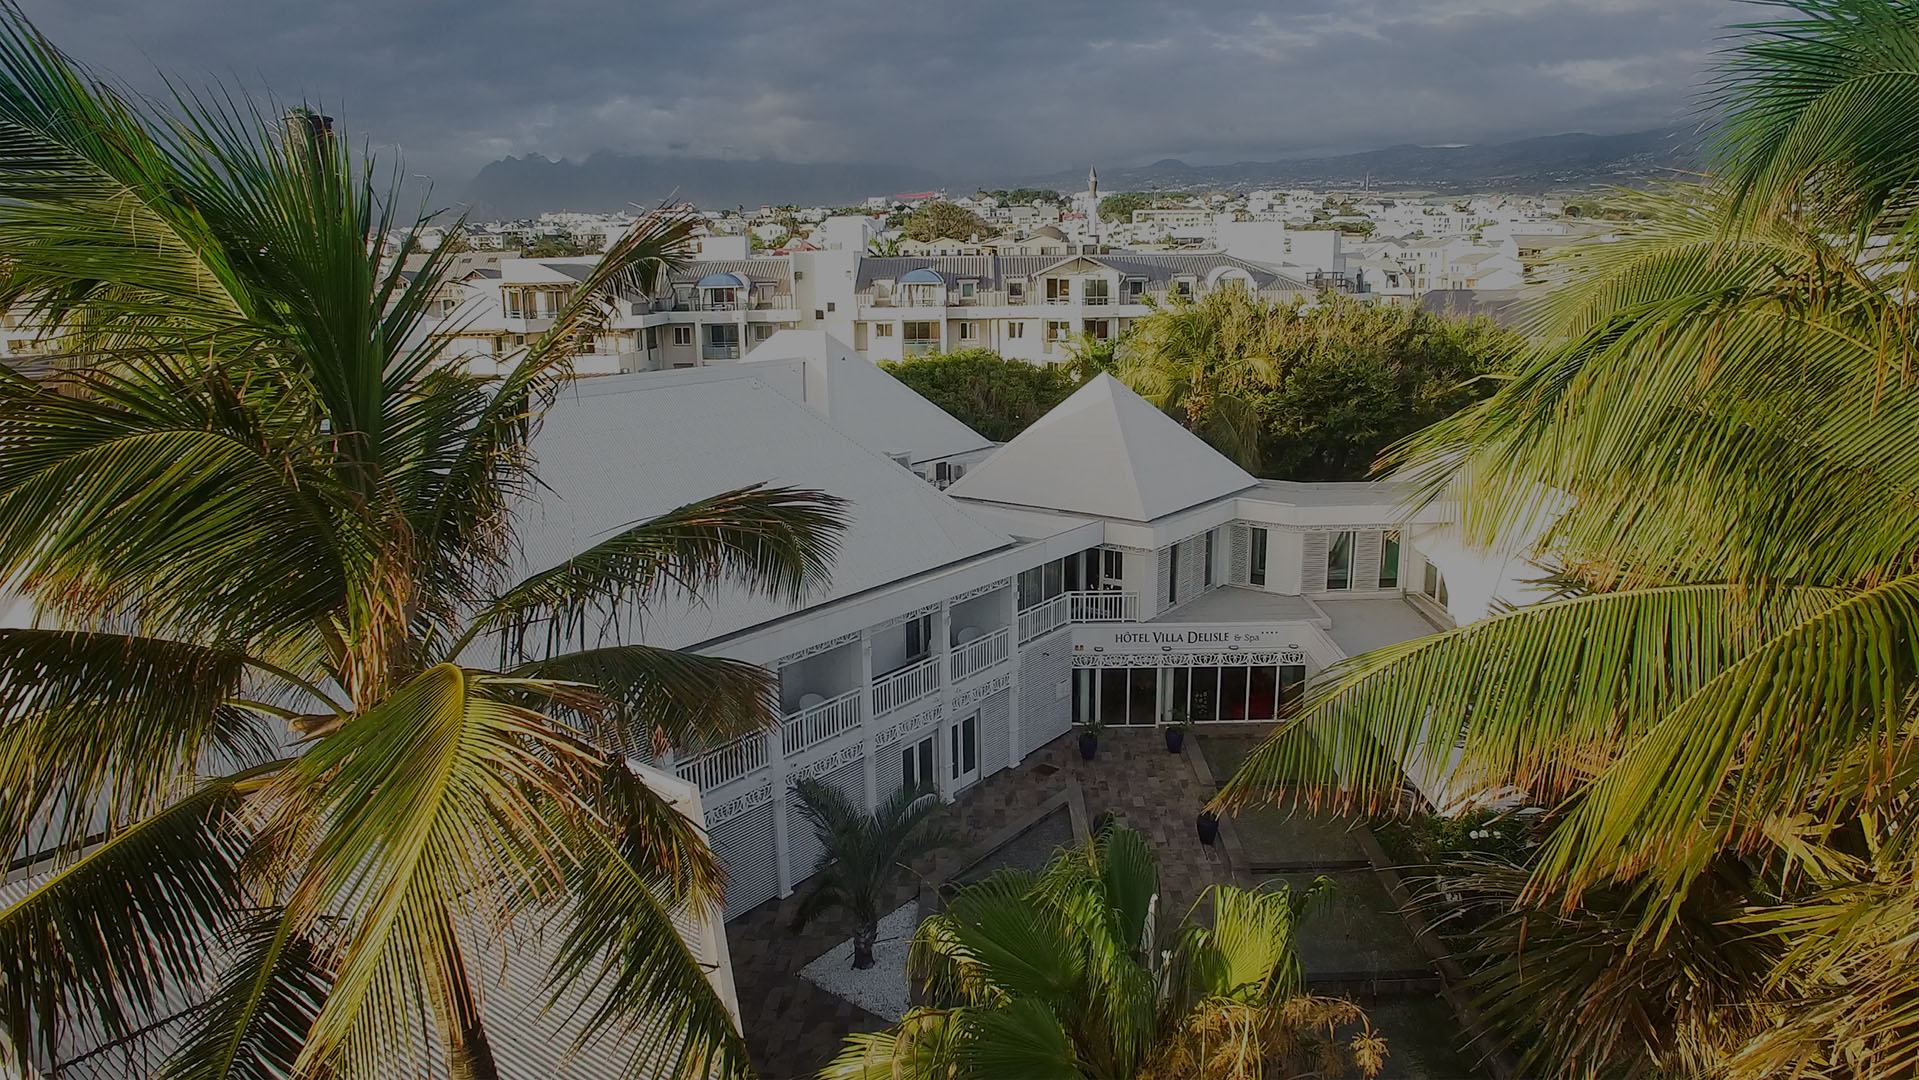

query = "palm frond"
[
  {"left": 462, "top": 484, "right": 847, "bottom": 659},
  {"left": 1215, "top": 584, "right": 1841, "bottom": 816},
  {"left": 543, "top": 760, "right": 746, "bottom": 1080},
  {"left": 0, "top": 780, "right": 244, "bottom": 1061},
  {"left": 160, "top": 906, "right": 332, "bottom": 1080},
  {"left": 508, "top": 644, "right": 777, "bottom": 756},
  {"left": 0, "top": 628, "right": 271, "bottom": 856},
  {"left": 273, "top": 664, "right": 593, "bottom": 1077}
]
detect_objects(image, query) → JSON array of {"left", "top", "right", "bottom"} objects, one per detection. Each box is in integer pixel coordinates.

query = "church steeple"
[{"left": 1086, "top": 164, "right": 1100, "bottom": 246}]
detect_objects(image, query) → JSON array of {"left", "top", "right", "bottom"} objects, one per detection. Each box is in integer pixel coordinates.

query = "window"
[
  {"left": 1126, "top": 277, "right": 1147, "bottom": 300},
  {"left": 902, "top": 734, "right": 935, "bottom": 794},
  {"left": 1379, "top": 531, "right": 1400, "bottom": 589},
  {"left": 959, "top": 280, "right": 977, "bottom": 300},
  {"left": 950, "top": 714, "right": 978, "bottom": 782},
  {"left": 1083, "top": 279, "right": 1110, "bottom": 305},
  {"left": 826, "top": 301, "right": 835, "bottom": 312},
  {"left": 1046, "top": 321, "right": 1072, "bottom": 342},
  {"left": 1168, "top": 541, "right": 1181, "bottom": 606},
  {"left": 1084, "top": 320, "right": 1111, "bottom": 341},
  {"left": 875, "top": 322, "right": 894, "bottom": 337},
  {"left": 1045, "top": 278, "right": 1071, "bottom": 301},
  {"left": 1249, "top": 528, "right": 1268, "bottom": 587},
  {"left": 1326, "top": 531, "right": 1354, "bottom": 591},
  {"left": 1204, "top": 530, "right": 1215, "bottom": 587},
  {"left": 1173, "top": 278, "right": 1195, "bottom": 299},
  {"left": 958, "top": 322, "right": 977, "bottom": 341},
  {"left": 644, "top": 327, "right": 658, "bottom": 349},
  {"left": 504, "top": 291, "right": 523, "bottom": 318},
  {"left": 904, "top": 613, "right": 933, "bottom": 663},
  {"left": 671, "top": 325, "right": 692, "bottom": 347},
  {"left": 904, "top": 321, "right": 937, "bottom": 345},
  {"left": 1007, "top": 321, "right": 1025, "bottom": 339},
  {"left": 753, "top": 324, "right": 774, "bottom": 341},
  {"left": 813, "top": 309, "right": 824, "bottom": 320},
  {"left": 1102, "top": 548, "right": 1123, "bottom": 587},
  {"left": 1423, "top": 562, "right": 1448, "bottom": 607},
  {"left": 1008, "top": 280, "right": 1025, "bottom": 301}
]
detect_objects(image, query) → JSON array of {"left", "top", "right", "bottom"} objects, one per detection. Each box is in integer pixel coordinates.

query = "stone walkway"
[{"left": 724, "top": 727, "right": 1236, "bottom": 1080}]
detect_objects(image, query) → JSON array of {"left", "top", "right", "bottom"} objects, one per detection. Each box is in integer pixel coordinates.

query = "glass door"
[
  {"left": 949, "top": 713, "right": 979, "bottom": 787},
  {"left": 901, "top": 734, "right": 935, "bottom": 795}
]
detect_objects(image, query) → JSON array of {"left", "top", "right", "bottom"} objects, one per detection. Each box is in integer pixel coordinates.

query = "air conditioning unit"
[
  {"left": 887, "top": 451, "right": 914, "bottom": 470},
  {"left": 934, "top": 461, "right": 966, "bottom": 488}
]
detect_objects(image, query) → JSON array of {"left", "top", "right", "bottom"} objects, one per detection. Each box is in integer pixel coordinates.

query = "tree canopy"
[
  {"left": 899, "top": 201, "right": 996, "bottom": 242},
  {"left": 1218, "top": 1, "right": 1919, "bottom": 1075},
  {"left": 880, "top": 349, "right": 1082, "bottom": 441},
  {"left": 1119, "top": 291, "right": 1516, "bottom": 478}
]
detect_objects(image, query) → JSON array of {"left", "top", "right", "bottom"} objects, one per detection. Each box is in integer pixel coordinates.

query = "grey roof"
[
  {"left": 512, "top": 371, "right": 1012, "bottom": 650},
  {"left": 856, "top": 256, "right": 996, "bottom": 289},
  {"left": 1418, "top": 288, "right": 1532, "bottom": 328},
  {"left": 546, "top": 262, "right": 598, "bottom": 282},
  {"left": 856, "top": 253, "right": 1307, "bottom": 291},
  {"left": 666, "top": 258, "right": 792, "bottom": 286},
  {"left": 947, "top": 373, "right": 1258, "bottom": 522}
]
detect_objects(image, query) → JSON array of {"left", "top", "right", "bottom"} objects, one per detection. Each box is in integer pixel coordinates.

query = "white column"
[
  {"left": 769, "top": 674, "right": 793, "bottom": 897},
  {"left": 1005, "top": 585, "right": 1024, "bottom": 765},
  {"left": 934, "top": 602, "right": 954, "bottom": 800},
  {"left": 859, "top": 632, "right": 878, "bottom": 812}
]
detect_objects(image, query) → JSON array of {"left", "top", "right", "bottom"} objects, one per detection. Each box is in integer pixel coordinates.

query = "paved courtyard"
[{"left": 724, "top": 727, "right": 1236, "bottom": 1080}]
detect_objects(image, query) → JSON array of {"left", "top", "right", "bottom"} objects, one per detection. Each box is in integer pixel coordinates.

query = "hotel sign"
[{"left": 1072, "top": 624, "right": 1308, "bottom": 668}]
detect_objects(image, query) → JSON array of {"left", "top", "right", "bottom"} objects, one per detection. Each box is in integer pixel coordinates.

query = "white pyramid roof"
[{"left": 946, "top": 373, "right": 1257, "bottom": 521}]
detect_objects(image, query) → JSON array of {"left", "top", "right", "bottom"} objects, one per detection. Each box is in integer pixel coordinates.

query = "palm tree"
[
  {"left": 0, "top": 10, "right": 845, "bottom": 1080},
  {"left": 821, "top": 823, "right": 1383, "bottom": 1080},
  {"left": 1218, "top": 1, "right": 1919, "bottom": 1075},
  {"left": 789, "top": 777, "right": 953, "bottom": 970},
  {"left": 1115, "top": 288, "right": 1286, "bottom": 471}
]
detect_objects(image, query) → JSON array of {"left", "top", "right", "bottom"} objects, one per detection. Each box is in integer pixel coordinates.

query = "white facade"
[{"left": 506, "top": 345, "right": 1529, "bottom": 920}]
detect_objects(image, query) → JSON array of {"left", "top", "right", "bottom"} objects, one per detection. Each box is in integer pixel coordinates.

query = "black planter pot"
[
  {"left": 1196, "top": 811, "right": 1220, "bottom": 845},
  {"left": 1078, "top": 734, "right": 1099, "bottom": 760},
  {"left": 1164, "top": 728, "right": 1185, "bottom": 754}
]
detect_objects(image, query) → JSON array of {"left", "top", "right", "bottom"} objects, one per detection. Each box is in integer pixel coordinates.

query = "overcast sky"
[{"left": 25, "top": 0, "right": 1728, "bottom": 187}]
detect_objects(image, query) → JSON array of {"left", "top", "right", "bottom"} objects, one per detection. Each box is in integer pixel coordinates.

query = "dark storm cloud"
[{"left": 23, "top": 0, "right": 1726, "bottom": 186}]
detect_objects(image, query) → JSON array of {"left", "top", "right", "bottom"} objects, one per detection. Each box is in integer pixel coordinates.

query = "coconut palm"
[
  {"left": 0, "top": 9, "right": 846, "bottom": 1080},
  {"left": 1115, "top": 288, "right": 1284, "bottom": 471},
  {"left": 1217, "top": 1, "right": 1919, "bottom": 1075},
  {"left": 820, "top": 823, "right": 1383, "bottom": 1080},
  {"left": 788, "top": 777, "right": 954, "bottom": 970}
]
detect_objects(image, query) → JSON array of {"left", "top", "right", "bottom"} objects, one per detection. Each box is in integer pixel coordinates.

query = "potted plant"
[
  {"left": 1163, "top": 707, "right": 1193, "bottom": 754},
  {"left": 1076, "top": 718, "right": 1103, "bottom": 760},
  {"left": 1196, "top": 808, "right": 1221, "bottom": 846}
]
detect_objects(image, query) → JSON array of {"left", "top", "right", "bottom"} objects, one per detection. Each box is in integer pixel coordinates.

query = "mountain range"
[{"left": 458, "top": 129, "right": 1695, "bottom": 217}]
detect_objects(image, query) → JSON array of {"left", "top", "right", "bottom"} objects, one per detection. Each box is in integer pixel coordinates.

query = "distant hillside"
[
  {"left": 1018, "top": 130, "right": 1696, "bottom": 195},
  {"left": 460, "top": 152, "right": 942, "bottom": 217},
  {"left": 459, "top": 130, "right": 1697, "bottom": 216}
]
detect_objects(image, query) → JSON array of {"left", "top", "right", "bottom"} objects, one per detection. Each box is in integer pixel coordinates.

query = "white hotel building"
[{"left": 518, "top": 331, "right": 1533, "bottom": 917}]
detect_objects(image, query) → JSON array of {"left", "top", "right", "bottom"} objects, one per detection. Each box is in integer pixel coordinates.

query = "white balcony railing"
[
  {"left": 872, "top": 655, "right": 941, "bottom": 715},
  {"left": 675, "top": 732, "right": 768, "bottom": 792},
  {"left": 950, "top": 627, "right": 1011, "bottom": 681},
  {"left": 781, "top": 689, "right": 863, "bottom": 757},
  {"left": 1017, "top": 590, "right": 1141, "bottom": 643}
]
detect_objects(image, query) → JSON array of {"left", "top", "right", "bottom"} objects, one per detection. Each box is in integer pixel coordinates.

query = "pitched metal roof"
[
  {"left": 946, "top": 373, "right": 1257, "bottom": 521},
  {"left": 855, "top": 253, "right": 1307, "bottom": 291},
  {"left": 666, "top": 258, "right": 792, "bottom": 286}
]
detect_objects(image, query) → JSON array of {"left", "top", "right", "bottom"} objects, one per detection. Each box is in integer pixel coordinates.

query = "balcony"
[
  {"left": 675, "top": 731, "right": 768, "bottom": 792},
  {"left": 702, "top": 343, "right": 742, "bottom": 361},
  {"left": 1082, "top": 294, "right": 1113, "bottom": 306},
  {"left": 1017, "top": 590, "right": 1141, "bottom": 643},
  {"left": 872, "top": 655, "right": 941, "bottom": 715},
  {"left": 950, "top": 627, "right": 1011, "bottom": 681},
  {"left": 902, "top": 340, "right": 940, "bottom": 357},
  {"left": 781, "top": 689, "right": 863, "bottom": 757}
]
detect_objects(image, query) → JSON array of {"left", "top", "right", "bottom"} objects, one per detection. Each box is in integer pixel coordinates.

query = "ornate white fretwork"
[
  {"left": 874, "top": 603, "right": 943, "bottom": 632},
  {"left": 872, "top": 703, "right": 943, "bottom": 749},
  {"left": 1070, "top": 649, "right": 1307, "bottom": 669},
  {"left": 786, "top": 743, "right": 866, "bottom": 783},
  {"left": 704, "top": 781, "right": 774, "bottom": 826},
  {"left": 776, "top": 632, "right": 860, "bottom": 668},
  {"left": 952, "top": 673, "right": 1012, "bottom": 709},
  {"left": 950, "top": 577, "right": 1013, "bottom": 603}
]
